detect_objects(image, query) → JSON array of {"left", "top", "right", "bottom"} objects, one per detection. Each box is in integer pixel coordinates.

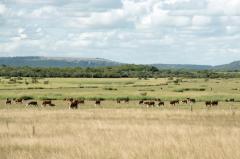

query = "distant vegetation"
[{"left": 0, "top": 65, "right": 240, "bottom": 78}]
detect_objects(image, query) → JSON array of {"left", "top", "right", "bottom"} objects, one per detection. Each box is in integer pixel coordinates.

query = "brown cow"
[
  {"left": 205, "top": 101, "right": 212, "bottom": 107},
  {"left": 42, "top": 100, "right": 52, "bottom": 107},
  {"left": 139, "top": 100, "right": 144, "bottom": 105},
  {"left": 170, "top": 100, "right": 179, "bottom": 106},
  {"left": 14, "top": 98, "right": 23, "bottom": 104},
  {"left": 144, "top": 101, "right": 155, "bottom": 107},
  {"left": 189, "top": 98, "right": 196, "bottom": 103},
  {"left": 6, "top": 98, "right": 11, "bottom": 105},
  {"left": 69, "top": 100, "right": 79, "bottom": 109},
  {"left": 211, "top": 101, "right": 218, "bottom": 106},
  {"left": 182, "top": 100, "right": 188, "bottom": 104},
  {"left": 26, "top": 101, "right": 38, "bottom": 107},
  {"left": 95, "top": 100, "right": 101, "bottom": 106},
  {"left": 158, "top": 101, "right": 164, "bottom": 106}
]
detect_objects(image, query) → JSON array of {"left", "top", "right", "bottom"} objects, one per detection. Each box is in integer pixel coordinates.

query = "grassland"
[
  {"left": 1, "top": 77, "right": 240, "bottom": 159},
  {"left": 0, "top": 77, "right": 240, "bottom": 101},
  {"left": 0, "top": 109, "right": 240, "bottom": 159}
]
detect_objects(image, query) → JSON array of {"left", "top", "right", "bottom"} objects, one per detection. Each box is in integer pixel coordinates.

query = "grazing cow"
[
  {"left": 189, "top": 98, "right": 196, "bottom": 103},
  {"left": 143, "top": 101, "right": 155, "bottom": 107},
  {"left": 124, "top": 98, "right": 129, "bottom": 103},
  {"left": 225, "top": 99, "right": 229, "bottom": 102},
  {"left": 42, "top": 100, "right": 52, "bottom": 107},
  {"left": 26, "top": 101, "right": 38, "bottom": 107},
  {"left": 147, "top": 101, "right": 155, "bottom": 107},
  {"left": 211, "top": 101, "right": 218, "bottom": 106},
  {"left": 170, "top": 100, "right": 179, "bottom": 106},
  {"left": 69, "top": 100, "right": 79, "bottom": 109},
  {"left": 139, "top": 100, "right": 144, "bottom": 105},
  {"left": 117, "top": 99, "right": 121, "bottom": 104},
  {"left": 95, "top": 100, "right": 101, "bottom": 106},
  {"left": 6, "top": 98, "right": 11, "bottom": 105},
  {"left": 158, "top": 101, "right": 164, "bottom": 106},
  {"left": 182, "top": 100, "right": 188, "bottom": 104},
  {"left": 14, "top": 98, "right": 23, "bottom": 104},
  {"left": 229, "top": 98, "right": 235, "bottom": 102},
  {"left": 205, "top": 101, "right": 212, "bottom": 107},
  {"left": 170, "top": 101, "right": 176, "bottom": 106}
]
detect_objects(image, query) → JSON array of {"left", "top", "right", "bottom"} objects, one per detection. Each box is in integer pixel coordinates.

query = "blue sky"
[{"left": 0, "top": 0, "right": 240, "bottom": 65}]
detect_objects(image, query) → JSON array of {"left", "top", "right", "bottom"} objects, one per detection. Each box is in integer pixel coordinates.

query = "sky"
[{"left": 0, "top": 0, "right": 240, "bottom": 65}]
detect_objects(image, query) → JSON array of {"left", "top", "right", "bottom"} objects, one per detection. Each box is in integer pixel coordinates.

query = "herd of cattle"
[{"left": 3, "top": 97, "right": 236, "bottom": 109}]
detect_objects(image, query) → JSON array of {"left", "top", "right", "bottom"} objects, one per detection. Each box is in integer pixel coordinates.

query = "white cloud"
[
  {"left": 1, "top": 0, "right": 240, "bottom": 64},
  {"left": 31, "top": 6, "right": 59, "bottom": 18},
  {"left": 192, "top": 16, "right": 212, "bottom": 26},
  {"left": 0, "top": 3, "right": 7, "bottom": 15},
  {"left": 207, "top": 0, "right": 240, "bottom": 15}
]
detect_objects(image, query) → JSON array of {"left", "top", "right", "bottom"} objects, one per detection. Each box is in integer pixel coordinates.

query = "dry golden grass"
[{"left": 0, "top": 108, "right": 240, "bottom": 159}]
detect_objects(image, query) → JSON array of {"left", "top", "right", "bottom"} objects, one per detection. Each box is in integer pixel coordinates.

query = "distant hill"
[
  {"left": 213, "top": 61, "right": 240, "bottom": 71},
  {"left": 151, "top": 64, "right": 213, "bottom": 70},
  {"left": 0, "top": 56, "right": 122, "bottom": 68},
  {"left": 0, "top": 56, "right": 240, "bottom": 71}
]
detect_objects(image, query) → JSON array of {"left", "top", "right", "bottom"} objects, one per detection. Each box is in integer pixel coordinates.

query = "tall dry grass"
[{"left": 0, "top": 109, "right": 240, "bottom": 159}]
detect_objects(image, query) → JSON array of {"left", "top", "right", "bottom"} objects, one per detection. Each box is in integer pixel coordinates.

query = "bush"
[
  {"left": 20, "top": 96, "right": 34, "bottom": 100},
  {"left": 103, "top": 87, "right": 118, "bottom": 91}
]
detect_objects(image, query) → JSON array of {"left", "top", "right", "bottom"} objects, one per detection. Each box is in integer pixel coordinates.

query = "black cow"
[
  {"left": 95, "top": 100, "right": 101, "bottom": 106},
  {"left": 69, "top": 100, "right": 79, "bottom": 109},
  {"left": 26, "top": 101, "right": 38, "bottom": 107},
  {"left": 158, "top": 101, "right": 164, "bottom": 106},
  {"left": 6, "top": 98, "right": 11, "bottom": 105}
]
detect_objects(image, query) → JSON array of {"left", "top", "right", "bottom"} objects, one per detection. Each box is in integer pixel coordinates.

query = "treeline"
[{"left": 0, "top": 65, "right": 239, "bottom": 78}]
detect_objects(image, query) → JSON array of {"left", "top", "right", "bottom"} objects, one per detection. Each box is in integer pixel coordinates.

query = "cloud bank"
[{"left": 0, "top": 0, "right": 240, "bottom": 65}]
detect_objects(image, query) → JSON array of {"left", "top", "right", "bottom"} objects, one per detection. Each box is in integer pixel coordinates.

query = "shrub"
[
  {"left": 103, "top": 87, "right": 118, "bottom": 91},
  {"left": 20, "top": 96, "right": 34, "bottom": 100}
]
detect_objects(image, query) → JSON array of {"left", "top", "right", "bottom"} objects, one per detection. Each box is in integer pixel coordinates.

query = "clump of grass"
[
  {"left": 27, "top": 87, "right": 44, "bottom": 89},
  {"left": 19, "top": 95, "right": 34, "bottom": 100},
  {"left": 103, "top": 87, "right": 118, "bottom": 91},
  {"left": 174, "top": 88, "right": 206, "bottom": 92},
  {"left": 138, "top": 89, "right": 155, "bottom": 92}
]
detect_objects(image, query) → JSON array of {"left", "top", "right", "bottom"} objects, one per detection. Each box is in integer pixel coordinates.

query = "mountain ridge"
[{"left": 0, "top": 56, "right": 239, "bottom": 71}]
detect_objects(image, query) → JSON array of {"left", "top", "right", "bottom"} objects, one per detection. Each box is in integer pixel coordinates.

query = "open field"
[
  {"left": 0, "top": 109, "right": 240, "bottom": 159},
  {"left": 1, "top": 77, "right": 240, "bottom": 159},
  {"left": 1, "top": 77, "right": 240, "bottom": 101}
]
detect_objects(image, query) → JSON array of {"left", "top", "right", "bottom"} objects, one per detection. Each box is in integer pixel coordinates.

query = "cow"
[
  {"left": 211, "top": 101, "right": 218, "bottom": 106},
  {"left": 148, "top": 101, "right": 155, "bottom": 107},
  {"left": 143, "top": 101, "right": 155, "bottom": 107},
  {"left": 42, "top": 100, "right": 52, "bottom": 107},
  {"left": 189, "top": 98, "right": 196, "bottom": 103},
  {"left": 229, "top": 98, "right": 235, "bottom": 102},
  {"left": 95, "top": 100, "right": 101, "bottom": 106},
  {"left": 170, "top": 100, "right": 179, "bottom": 106},
  {"left": 117, "top": 99, "right": 121, "bottom": 104},
  {"left": 205, "top": 101, "right": 212, "bottom": 107},
  {"left": 182, "top": 100, "right": 188, "bottom": 104},
  {"left": 6, "top": 98, "right": 11, "bottom": 105},
  {"left": 69, "top": 100, "right": 79, "bottom": 109},
  {"left": 14, "top": 98, "right": 23, "bottom": 104},
  {"left": 124, "top": 98, "right": 129, "bottom": 103},
  {"left": 139, "top": 100, "right": 144, "bottom": 105},
  {"left": 26, "top": 101, "right": 38, "bottom": 107},
  {"left": 158, "top": 101, "right": 164, "bottom": 106}
]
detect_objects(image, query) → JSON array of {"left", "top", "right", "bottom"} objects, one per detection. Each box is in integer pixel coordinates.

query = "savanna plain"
[{"left": 0, "top": 77, "right": 240, "bottom": 159}]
